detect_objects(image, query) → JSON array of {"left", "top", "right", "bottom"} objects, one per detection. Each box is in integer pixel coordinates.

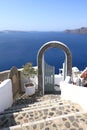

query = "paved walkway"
[{"left": 0, "top": 94, "right": 87, "bottom": 130}]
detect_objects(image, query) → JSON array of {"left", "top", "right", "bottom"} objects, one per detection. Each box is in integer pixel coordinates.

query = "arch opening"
[
  {"left": 37, "top": 41, "right": 72, "bottom": 95},
  {"left": 44, "top": 47, "right": 65, "bottom": 74}
]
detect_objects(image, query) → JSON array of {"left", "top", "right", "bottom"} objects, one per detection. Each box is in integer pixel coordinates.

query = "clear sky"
[{"left": 0, "top": 0, "right": 87, "bottom": 31}]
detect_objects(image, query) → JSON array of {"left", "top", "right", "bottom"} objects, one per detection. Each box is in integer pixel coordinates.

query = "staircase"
[{"left": 0, "top": 94, "right": 87, "bottom": 130}]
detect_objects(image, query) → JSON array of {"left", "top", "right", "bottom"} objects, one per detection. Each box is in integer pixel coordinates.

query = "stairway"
[{"left": 0, "top": 94, "right": 87, "bottom": 130}]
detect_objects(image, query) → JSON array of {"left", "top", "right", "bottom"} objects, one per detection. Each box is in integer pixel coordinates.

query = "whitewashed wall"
[
  {"left": 0, "top": 79, "right": 13, "bottom": 113},
  {"left": 60, "top": 82, "right": 87, "bottom": 111},
  {"left": 54, "top": 74, "right": 63, "bottom": 85}
]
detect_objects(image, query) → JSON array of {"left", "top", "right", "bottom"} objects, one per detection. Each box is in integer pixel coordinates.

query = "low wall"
[
  {"left": 0, "top": 79, "right": 13, "bottom": 113},
  {"left": 0, "top": 70, "right": 10, "bottom": 81},
  {"left": 54, "top": 74, "right": 63, "bottom": 85},
  {"left": 60, "top": 82, "right": 87, "bottom": 111}
]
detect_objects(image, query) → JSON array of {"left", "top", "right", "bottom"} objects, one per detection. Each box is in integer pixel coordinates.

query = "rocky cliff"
[{"left": 65, "top": 27, "right": 87, "bottom": 34}]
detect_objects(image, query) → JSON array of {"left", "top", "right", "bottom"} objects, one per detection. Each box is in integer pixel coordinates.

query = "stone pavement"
[{"left": 0, "top": 94, "right": 87, "bottom": 130}]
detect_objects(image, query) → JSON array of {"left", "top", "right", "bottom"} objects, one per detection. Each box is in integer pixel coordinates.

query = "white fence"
[{"left": 0, "top": 79, "right": 13, "bottom": 113}]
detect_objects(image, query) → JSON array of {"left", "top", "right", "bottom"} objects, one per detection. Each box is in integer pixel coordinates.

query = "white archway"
[{"left": 37, "top": 41, "right": 72, "bottom": 95}]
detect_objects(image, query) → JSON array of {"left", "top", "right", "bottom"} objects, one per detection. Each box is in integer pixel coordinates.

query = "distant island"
[
  {"left": 65, "top": 27, "right": 87, "bottom": 34},
  {"left": 0, "top": 27, "right": 87, "bottom": 34}
]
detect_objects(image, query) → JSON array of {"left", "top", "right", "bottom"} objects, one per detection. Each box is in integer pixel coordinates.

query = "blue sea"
[{"left": 0, "top": 31, "right": 87, "bottom": 73}]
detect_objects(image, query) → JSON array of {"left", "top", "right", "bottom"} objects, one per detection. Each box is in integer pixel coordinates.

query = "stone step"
[
  {"left": 16, "top": 112, "right": 87, "bottom": 130},
  {"left": 13, "top": 94, "right": 61, "bottom": 108},
  {"left": 0, "top": 101, "right": 84, "bottom": 129},
  {"left": 0, "top": 96, "right": 70, "bottom": 115},
  {"left": 0, "top": 95, "right": 70, "bottom": 115}
]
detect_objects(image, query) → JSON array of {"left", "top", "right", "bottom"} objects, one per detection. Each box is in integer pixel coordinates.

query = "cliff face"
[{"left": 65, "top": 27, "right": 87, "bottom": 34}]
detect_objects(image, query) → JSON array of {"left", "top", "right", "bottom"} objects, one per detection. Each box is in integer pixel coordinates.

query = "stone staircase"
[{"left": 0, "top": 94, "right": 87, "bottom": 130}]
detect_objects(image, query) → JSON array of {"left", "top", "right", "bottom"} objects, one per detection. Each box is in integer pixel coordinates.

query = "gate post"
[{"left": 9, "top": 66, "right": 21, "bottom": 101}]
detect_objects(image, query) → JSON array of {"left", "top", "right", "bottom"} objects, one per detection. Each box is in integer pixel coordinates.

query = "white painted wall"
[
  {"left": 54, "top": 74, "right": 63, "bottom": 85},
  {"left": 0, "top": 79, "right": 13, "bottom": 113},
  {"left": 60, "top": 81, "right": 87, "bottom": 111}
]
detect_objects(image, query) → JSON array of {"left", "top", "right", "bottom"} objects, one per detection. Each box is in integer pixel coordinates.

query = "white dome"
[{"left": 72, "top": 67, "right": 79, "bottom": 73}]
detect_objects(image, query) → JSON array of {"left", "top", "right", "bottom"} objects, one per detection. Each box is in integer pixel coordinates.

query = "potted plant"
[{"left": 22, "top": 62, "right": 37, "bottom": 96}]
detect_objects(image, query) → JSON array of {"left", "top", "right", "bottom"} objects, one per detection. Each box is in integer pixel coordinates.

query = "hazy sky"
[{"left": 0, "top": 0, "right": 87, "bottom": 31}]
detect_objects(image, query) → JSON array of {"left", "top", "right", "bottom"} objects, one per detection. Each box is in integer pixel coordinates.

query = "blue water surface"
[{"left": 0, "top": 31, "right": 87, "bottom": 73}]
